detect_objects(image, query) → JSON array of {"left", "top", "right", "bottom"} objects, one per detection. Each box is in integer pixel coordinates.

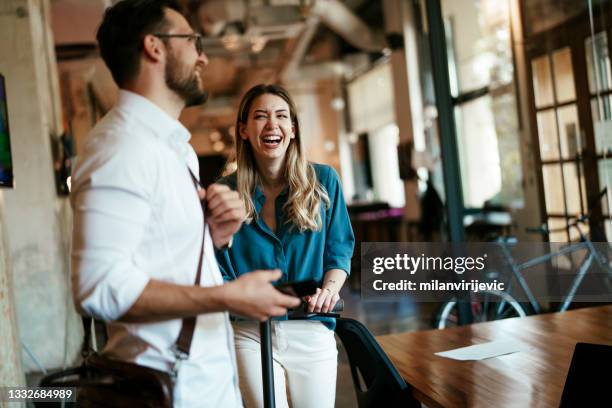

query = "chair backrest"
[{"left": 334, "top": 318, "right": 420, "bottom": 408}]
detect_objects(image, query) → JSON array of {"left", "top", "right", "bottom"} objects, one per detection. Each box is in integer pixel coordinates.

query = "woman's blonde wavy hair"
[{"left": 234, "top": 84, "right": 329, "bottom": 232}]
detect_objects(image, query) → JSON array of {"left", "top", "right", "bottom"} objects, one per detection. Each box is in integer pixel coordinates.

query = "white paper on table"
[{"left": 434, "top": 340, "right": 525, "bottom": 361}]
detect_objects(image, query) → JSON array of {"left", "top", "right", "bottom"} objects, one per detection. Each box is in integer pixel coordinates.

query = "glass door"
[
  {"left": 586, "top": 30, "right": 612, "bottom": 241},
  {"left": 530, "top": 47, "right": 589, "bottom": 241},
  {"left": 526, "top": 3, "right": 612, "bottom": 242}
]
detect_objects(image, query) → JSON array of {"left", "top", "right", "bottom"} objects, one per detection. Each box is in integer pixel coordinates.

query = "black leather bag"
[
  {"left": 39, "top": 347, "right": 174, "bottom": 408},
  {"left": 38, "top": 168, "right": 206, "bottom": 408}
]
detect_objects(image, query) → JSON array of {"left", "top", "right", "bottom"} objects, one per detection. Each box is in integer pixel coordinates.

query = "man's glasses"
[{"left": 153, "top": 33, "right": 204, "bottom": 56}]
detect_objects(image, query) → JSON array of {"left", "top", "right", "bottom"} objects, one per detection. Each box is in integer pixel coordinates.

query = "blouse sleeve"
[{"left": 322, "top": 166, "right": 355, "bottom": 275}]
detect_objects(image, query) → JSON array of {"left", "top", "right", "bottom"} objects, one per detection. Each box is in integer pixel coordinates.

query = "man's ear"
[{"left": 142, "top": 34, "right": 164, "bottom": 63}]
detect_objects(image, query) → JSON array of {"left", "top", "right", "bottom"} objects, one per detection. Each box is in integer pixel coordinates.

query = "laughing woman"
[{"left": 215, "top": 84, "right": 355, "bottom": 408}]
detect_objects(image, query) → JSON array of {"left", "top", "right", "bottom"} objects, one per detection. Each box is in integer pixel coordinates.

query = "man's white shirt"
[{"left": 70, "top": 90, "right": 242, "bottom": 407}]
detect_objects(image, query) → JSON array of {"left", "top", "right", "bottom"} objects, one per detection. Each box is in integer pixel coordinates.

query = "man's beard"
[{"left": 165, "top": 52, "right": 208, "bottom": 107}]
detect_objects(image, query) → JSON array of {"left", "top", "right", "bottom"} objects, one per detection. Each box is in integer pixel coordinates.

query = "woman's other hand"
[{"left": 305, "top": 287, "right": 340, "bottom": 313}]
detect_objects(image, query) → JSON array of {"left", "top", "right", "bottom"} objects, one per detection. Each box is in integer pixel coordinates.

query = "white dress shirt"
[{"left": 70, "top": 90, "right": 242, "bottom": 407}]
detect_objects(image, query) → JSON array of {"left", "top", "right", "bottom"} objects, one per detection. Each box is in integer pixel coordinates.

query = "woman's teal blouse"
[{"left": 214, "top": 163, "right": 355, "bottom": 327}]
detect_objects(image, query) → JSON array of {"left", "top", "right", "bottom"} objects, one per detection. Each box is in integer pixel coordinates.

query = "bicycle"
[{"left": 435, "top": 188, "right": 612, "bottom": 329}]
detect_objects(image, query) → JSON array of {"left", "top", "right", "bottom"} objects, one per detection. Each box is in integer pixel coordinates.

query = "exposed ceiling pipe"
[
  {"left": 194, "top": 0, "right": 246, "bottom": 36},
  {"left": 195, "top": 0, "right": 245, "bottom": 22},
  {"left": 309, "top": 0, "right": 387, "bottom": 53},
  {"left": 195, "top": 0, "right": 386, "bottom": 53},
  {"left": 291, "top": 61, "right": 350, "bottom": 81},
  {"left": 279, "top": 17, "right": 320, "bottom": 83},
  {"left": 281, "top": 0, "right": 387, "bottom": 82},
  {"left": 192, "top": 0, "right": 387, "bottom": 84}
]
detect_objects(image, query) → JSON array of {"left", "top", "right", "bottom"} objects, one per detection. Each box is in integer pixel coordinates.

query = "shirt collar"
[
  {"left": 254, "top": 185, "right": 265, "bottom": 205},
  {"left": 116, "top": 90, "right": 191, "bottom": 145},
  {"left": 253, "top": 184, "right": 289, "bottom": 206}
]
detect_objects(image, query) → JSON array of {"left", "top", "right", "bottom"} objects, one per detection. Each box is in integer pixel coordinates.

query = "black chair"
[{"left": 334, "top": 318, "right": 421, "bottom": 408}]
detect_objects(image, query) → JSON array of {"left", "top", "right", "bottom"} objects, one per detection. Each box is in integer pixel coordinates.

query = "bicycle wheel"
[{"left": 434, "top": 290, "right": 527, "bottom": 329}]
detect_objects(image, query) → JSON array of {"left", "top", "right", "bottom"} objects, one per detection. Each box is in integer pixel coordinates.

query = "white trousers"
[{"left": 232, "top": 320, "right": 338, "bottom": 408}]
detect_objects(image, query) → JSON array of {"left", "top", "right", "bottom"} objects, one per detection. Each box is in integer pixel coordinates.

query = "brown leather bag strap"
[{"left": 173, "top": 168, "right": 206, "bottom": 359}]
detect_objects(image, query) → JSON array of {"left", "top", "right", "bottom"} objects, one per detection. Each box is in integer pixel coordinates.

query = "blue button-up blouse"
[{"left": 215, "top": 163, "right": 355, "bottom": 326}]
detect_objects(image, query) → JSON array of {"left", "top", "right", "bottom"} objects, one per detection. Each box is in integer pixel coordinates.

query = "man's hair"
[{"left": 96, "top": 0, "right": 182, "bottom": 87}]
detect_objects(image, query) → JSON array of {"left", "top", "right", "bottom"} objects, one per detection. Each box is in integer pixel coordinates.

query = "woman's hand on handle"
[
  {"left": 305, "top": 287, "right": 340, "bottom": 313},
  {"left": 304, "top": 268, "right": 347, "bottom": 313}
]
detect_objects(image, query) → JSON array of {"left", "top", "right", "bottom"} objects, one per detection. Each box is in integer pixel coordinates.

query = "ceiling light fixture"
[
  {"left": 221, "top": 34, "right": 242, "bottom": 51},
  {"left": 209, "top": 130, "right": 222, "bottom": 142},
  {"left": 213, "top": 141, "right": 225, "bottom": 152},
  {"left": 250, "top": 36, "right": 267, "bottom": 53},
  {"left": 331, "top": 97, "right": 345, "bottom": 111}
]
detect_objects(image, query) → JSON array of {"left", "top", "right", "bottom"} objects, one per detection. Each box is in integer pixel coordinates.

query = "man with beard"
[{"left": 70, "top": 1, "right": 300, "bottom": 406}]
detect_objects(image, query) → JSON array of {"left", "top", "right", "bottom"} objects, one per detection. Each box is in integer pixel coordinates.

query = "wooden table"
[{"left": 376, "top": 305, "right": 612, "bottom": 408}]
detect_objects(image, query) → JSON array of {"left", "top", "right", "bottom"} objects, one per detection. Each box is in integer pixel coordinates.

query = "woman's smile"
[{"left": 261, "top": 133, "right": 283, "bottom": 148}]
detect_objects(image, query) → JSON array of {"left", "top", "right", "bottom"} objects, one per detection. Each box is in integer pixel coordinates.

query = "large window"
[
  {"left": 346, "top": 63, "right": 405, "bottom": 207},
  {"left": 587, "top": 31, "right": 612, "bottom": 240},
  {"left": 442, "top": 0, "right": 523, "bottom": 209}
]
